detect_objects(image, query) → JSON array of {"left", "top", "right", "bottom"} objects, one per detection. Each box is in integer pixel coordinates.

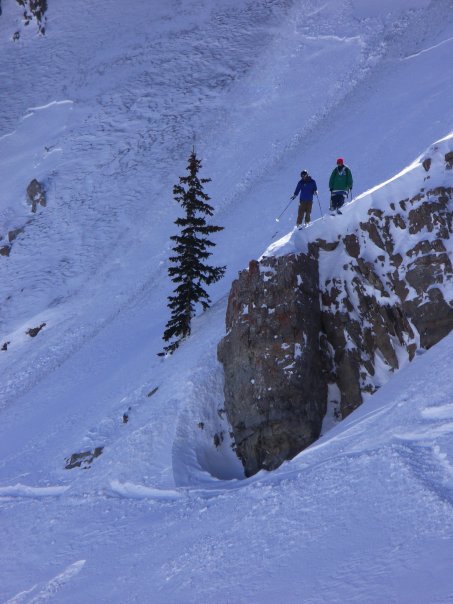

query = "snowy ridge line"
[
  {"left": 108, "top": 480, "right": 249, "bottom": 501},
  {"left": 0, "top": 480, "right": 226, "bottom": 503},
  {"left": 0, "top": 484, "right": 69, "bottom": 498},
  {"left": 109, "top": 479, "right": 185, "bottom": 500},
  {"left": 354, "top": 130, "right": 453, "bottom": 200}
]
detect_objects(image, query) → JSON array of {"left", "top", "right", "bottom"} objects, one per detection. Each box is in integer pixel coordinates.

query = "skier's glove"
[{"left": 291, "top": 195, "right": 296, "bottom": 200}]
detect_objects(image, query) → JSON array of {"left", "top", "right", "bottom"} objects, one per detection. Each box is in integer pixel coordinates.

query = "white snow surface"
[{"left": 0, "top": 0, "right": 452, "bottom": 601}]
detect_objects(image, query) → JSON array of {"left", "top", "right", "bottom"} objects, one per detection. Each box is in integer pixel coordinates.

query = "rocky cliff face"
[
  {"left": 218, "top": 145, "right": 453, "bottom": 477},
  {"left": 218, "top": 253, "right": 327, "bottom": 477},
  {"left": 16, "top": 0, "right": 47, "bottom": 35}
]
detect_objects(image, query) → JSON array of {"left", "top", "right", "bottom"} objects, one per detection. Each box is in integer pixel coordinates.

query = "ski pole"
[
  {"left": 316, "top": 192, "right": 323, "bottom": 217},
  {"left": 275, "top": 197, "right": 294, "bottom": 222}
]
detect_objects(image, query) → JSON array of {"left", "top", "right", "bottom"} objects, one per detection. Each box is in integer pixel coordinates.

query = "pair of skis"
[{"left": 273, "top": 191, "right": 349, "bottom": 239}]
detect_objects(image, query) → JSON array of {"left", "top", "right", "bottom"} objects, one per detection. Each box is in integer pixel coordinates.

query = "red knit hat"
[{"left": 336, "top": 158, "right": 344, "bottom": 165}]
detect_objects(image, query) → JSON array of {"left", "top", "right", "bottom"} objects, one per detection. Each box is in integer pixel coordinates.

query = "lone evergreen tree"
[{"left": 160, "top": 149, "right": 225, "bottom": 355}]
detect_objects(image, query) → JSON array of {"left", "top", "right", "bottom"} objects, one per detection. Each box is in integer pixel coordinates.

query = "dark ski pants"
[
  {"left": 297, "top": 200, "right": 313, "bottom": 226},
  {"left": 330, "top": 191, "right": 347, "bottom": 211}
]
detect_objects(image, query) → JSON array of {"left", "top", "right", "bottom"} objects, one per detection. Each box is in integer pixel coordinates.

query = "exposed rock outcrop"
[
  {"left": 218, "top": 254, "right": 327, "bottom": 476},
  {"left": 16, "top": 0, "right": 47, "bottom": 35},
  {"left": 0, "top": 180, "right": 46, "bottom": 259},
  {"left": 65, "top": 447, "right": 104, "bottom": 470},
  {"left": 26, "top": 322, "right": 46, "bottom": 337},
  {"left": 8, "top": 227, "right": 24, "bottom": 243},
  {"left": 218, "top": 148, "right": 453, "bottom": 476},
  {"left": 27, "top": 178, "right": 47, "bottom": 213}
]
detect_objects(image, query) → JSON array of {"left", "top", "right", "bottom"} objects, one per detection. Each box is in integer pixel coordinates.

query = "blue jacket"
[{"left": 294, "top": 177, "right": 317, "bottom": 201}]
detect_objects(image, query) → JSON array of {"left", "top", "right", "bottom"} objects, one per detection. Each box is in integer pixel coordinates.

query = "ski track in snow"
[
  {"left": 402, "top": 34, "right": 453, "bottom": 60},
  {"left": 5, "top": 561, "right": 86, "bottom": 604}
]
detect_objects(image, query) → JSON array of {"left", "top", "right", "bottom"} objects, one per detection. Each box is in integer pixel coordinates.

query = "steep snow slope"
[
  {"left": 0, "top": 0, "right": 451, "bottom": 476},
  {"left": 1, "top": 332, "right": 453, "bottom": 603},
  {"left": 0, "top": 0, "right": 453, "bottom": 601}
]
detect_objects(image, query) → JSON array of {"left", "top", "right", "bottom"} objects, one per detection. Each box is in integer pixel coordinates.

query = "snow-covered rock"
[{"left": 219, "top": 136, "right": 453, "bottom": 476}]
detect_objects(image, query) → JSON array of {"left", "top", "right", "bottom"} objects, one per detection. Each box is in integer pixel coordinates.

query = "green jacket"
[{"left": 329, "top": 166, "right": 353, "bottom": 191}]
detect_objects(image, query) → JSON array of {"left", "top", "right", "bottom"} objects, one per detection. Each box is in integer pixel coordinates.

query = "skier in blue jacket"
[{"left": 291, "top": 170, "right": 318, "bottom": 227}]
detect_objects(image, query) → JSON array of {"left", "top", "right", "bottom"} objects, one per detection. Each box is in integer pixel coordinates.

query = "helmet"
[
  {"left": 300, "top": 170, "right": 308, "bottom": 177},
  {"left": 336, "top": 158, "right": 344, "bottom": 165}
]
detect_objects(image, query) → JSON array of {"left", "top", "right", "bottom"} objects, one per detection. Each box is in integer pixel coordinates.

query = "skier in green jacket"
[{"left": 329, "top": 158, "right": 353, "bottom": 214}]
